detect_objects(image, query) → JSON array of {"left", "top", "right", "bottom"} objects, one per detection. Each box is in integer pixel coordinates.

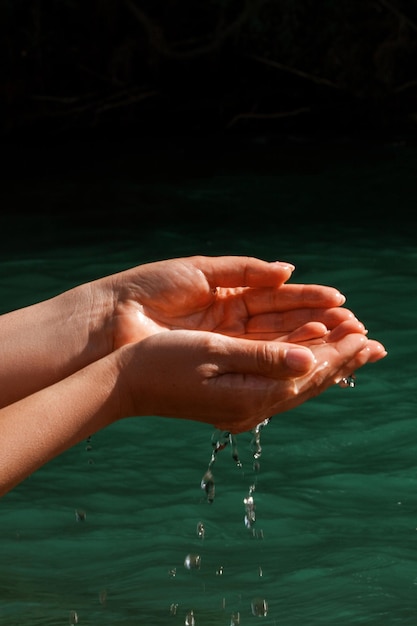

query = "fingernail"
[
  {"left": 273, "top": 261, "right": 295, "bottom": 271},
  {"left": 336, "top": 292, "right": 346, "bottom": 304},
  {"left": 286, "top": 347, "right": 316, "bottom": 372}
]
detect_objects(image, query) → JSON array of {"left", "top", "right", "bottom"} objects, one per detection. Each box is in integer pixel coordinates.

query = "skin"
[{"left": 0, "top": 255, "right": 387, "bottom": 497}]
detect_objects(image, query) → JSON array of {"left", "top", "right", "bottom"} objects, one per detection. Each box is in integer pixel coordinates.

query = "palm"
[{"left": 111, "top": 256, "right": 351, "bottom": 347}]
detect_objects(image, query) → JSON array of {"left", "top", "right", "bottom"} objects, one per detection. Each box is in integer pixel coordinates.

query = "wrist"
[
  {"left": 112, "top": 342, "right": 150, "bottom": 419},
  {"left": 78, "top": 276, "right": 119, "bottom": 356}
]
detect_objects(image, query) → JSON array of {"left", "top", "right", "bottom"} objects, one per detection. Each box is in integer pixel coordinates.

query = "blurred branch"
[
  {"left": 247, "top": 54, "right": 344, "bottom": 89},
  {"left": 228, "top": 106, "right": 310, "bottom": 127},
  {"left": 123, "top": 0, "right": 265, "bottom": 59},
  {"left": 376, "top": 0, "right": 417, "bottom": 34},
  {"left": 394, "top": 79, "right": 417, "bottom": 92},
  {"left": 28, "top": 87, "right": 158, "bottom": 123}
]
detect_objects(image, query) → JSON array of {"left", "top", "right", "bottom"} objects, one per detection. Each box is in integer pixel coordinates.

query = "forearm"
[
  {"left": 0, "top": 350, "right": 125, "bottom": 497},
  {"left": 0, "top": 279, "right": 114, "bottom": 408}
]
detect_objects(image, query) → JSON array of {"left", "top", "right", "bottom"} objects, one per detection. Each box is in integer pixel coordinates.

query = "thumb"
[{"left": 222, "top": 338, "right": 316, "bottom": 379}]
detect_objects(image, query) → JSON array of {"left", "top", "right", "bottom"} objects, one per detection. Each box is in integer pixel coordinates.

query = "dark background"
[
  {"left": 2, "top": 0, "right": 417, "bottom": 242},
  {"left": 3, "top": 0, "right": 417, "bottom": 144}
]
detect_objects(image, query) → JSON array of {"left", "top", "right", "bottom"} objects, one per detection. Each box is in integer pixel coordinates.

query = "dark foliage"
[{"left": 2, "top": 0, "right": 417, "bottom": 141}]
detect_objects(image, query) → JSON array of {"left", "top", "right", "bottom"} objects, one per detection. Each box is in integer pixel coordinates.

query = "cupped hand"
[
  {"left": 119, "top": 319, "right": 387, "bottom": 434},
  {"left": 108, "top": 256, "right": 353, "bottom": 347}
]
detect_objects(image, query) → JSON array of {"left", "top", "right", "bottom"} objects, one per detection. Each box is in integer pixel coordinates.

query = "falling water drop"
[
  {"left": 75, "top": 509, "right": 86, "bottom": 522},
  {"left": 230, "top": 434, "right": 242, "bottom": 468},
  {"left": 251, "top": 597, "right": 268, "bottom": 617},
  {"left": 196, "top": 521, "right": 205, "bottom": 539},
  {"left": 184, "top": 554, "right": 201, "bottom": 570},
  {"left": 243, "top": 486, "right": 256, "bottom": 529},
  {"left": 200, "top": 430, "right": 234, "bottom": 502},
  {"left": 251, "top": 418, "right": 270, "bottom": 460},
  {"left": 230, "top": 612, "right": 240, "bottom": 625},
  {"left": 98, "top": 588, "right": 107, "bottom": 605},
  {"left": 201, "top": 470, "right": 215, "bottom": 503},
  {"left": 69, "top": 609, "right": 79, "bottom": 624},
  {"left": 185, "top": 609, "right": 195, "bottom": 625}
]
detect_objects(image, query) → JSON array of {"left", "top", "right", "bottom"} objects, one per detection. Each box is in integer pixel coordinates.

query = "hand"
[
  {"left": 119, "top": 317, "right": 387, "bottom": 434},
  {"left": 0, "top": 254, "right": 387, "bottom": 497},
  {"left": 107, "top": 255, "right": 353, "bottom": 347},
  {"left": 0, "top": 254, "right": 365, "bottom": 410}
]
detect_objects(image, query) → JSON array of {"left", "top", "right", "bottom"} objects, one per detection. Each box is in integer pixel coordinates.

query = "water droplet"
[
  {"left": 251, "top": 418, "right": 270, "bottom": 459},
  {"left": 196, "top": 521, "right": 205, "bottom": 539},
  {"left": 170, "top": 603, "right": 178, "bottom": 615},
  {"left": 230, "top": 612, "right": 240, "bottom": 625},
  {"left": 216, "top": 565, "right": 224, "bottom": 576},
  {"left": 98, "top": 589, "right": 107, "bottom": 605},
  {"left": 251, "top": 597, "right": 268, "bottom": 617},
  {"left": 168, "top": 568, "right": 177, "bottom": 578},
  {"left": 201, "top": 470, "right": 215, "bottom": 503},
  {"left": 185, "top": 609, "right": 195, "bottom": 625},
  {"left": 230, "top": 435, "right": 242, "bottom": 467},
  {"left": 243, "top": 494, "right": 256, "bottom": 528},
  {"left": 211, "top": 430, "right": 230, "bottom": 454},
  {"left": 75, "top": 509, "right": 86, "bottom": 522},
  {"left": 339, "top": 374, "right": 356, "bottom": 388},
  {"left": 184, "top": 554, "right": 201, "bottom": 570},
  {"left": 69, "top": 610, "right": 79, "bottom": 624}
]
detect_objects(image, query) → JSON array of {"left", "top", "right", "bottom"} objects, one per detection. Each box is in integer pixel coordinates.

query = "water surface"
[{"left": 0, "top": 139, "right": 415, "bottom": 625}]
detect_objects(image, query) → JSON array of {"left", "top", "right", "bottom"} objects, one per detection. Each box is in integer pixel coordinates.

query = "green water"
[{"left": 0, "top": 139, "right": 416, "bottom": 625}]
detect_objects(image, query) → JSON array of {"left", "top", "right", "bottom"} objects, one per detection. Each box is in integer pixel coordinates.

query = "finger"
[
  {"left": 243, "top": 284, "right": 346, "bottom": 317},
  {"left": 333, "top": 339, "right": 387, "bottom": 383},
  {"left": 220, "top": 336, "right": 317, "bottom": 378},
  {"left": 279, "top": 322, "right": 328, "bottom": 343},
  {"left": 288, "top": 318, "right": 369, "bottom": 347},
  {"left": 364, "top": 339, "right": 387, "bottom": 362},
  {"left": 240, "top": 322, "right": 328, "bottom": 342},
  {"left": 282, "top": 317, "right": 368, "bottom": 345},
  {"left": 297, "top": 333, "right": 368, "bottom": 393},
  {"left": 190, "top": 255, "right": 296, "bottom": 288},
  {"left": 216, "top": 334, "right": 386, "bottom": 434},
  {"left": 326, "top": 318, "right": 368, "bottom": 341},
  {"left": 247, "top": 307, "right": 363, "bottom": 335}
]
